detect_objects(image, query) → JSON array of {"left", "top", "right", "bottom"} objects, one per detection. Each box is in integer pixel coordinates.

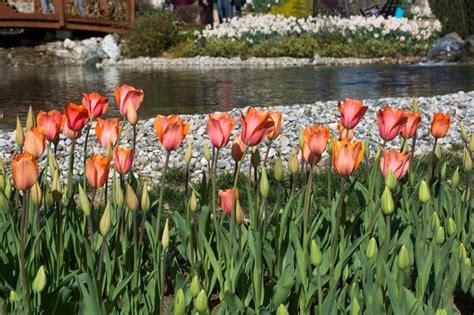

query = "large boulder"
[
  {"left": 101, "top": 34, "right": 121, "bottom": 61},
  {"left": 464, "top": 35, "right": 474, "bottom": 56},
  {"left": 427, "top": 32, "right": 467, "bottom": 62}
]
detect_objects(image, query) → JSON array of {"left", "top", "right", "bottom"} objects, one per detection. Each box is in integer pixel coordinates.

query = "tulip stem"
[
  {"left": 66, "top": 137, "right": 76, "bottom": 199},
  {"left": 383, "top": 214, "right": 391, "bottom": 261},
  {"left": 327, "top": 157, "right": 332, "bottom": 203},
  {"left": 263, "top": 140, "right": 272, "bottom": 167},
  {"left": 331, "top": 177, "right": 346, "bottom": 270},
  {"left": 316, "top": 266, "right": 323, "bottom": 311},
  {"left": 82, "top": 123, "right": 92, "bottom": 189},
  {"left": 19, "top": 191, "right": 30, "bottom": 315},
  {"left": 132, "top": 211, "right": 138, "bottom": 289},
  {"left": 303, "top": 164, "right": 314, "bottom": 243},
  {"left": 159, "top": 250, "right": 167, "bottom": 315},
  {"left": 428, "top": 138, "right": 438, "bottom": 183},
  {"left": 155, "top": 151, "right": 170, "bottom": 245}
]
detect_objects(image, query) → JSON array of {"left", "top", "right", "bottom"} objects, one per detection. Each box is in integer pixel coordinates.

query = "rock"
[
  {"left": 63, "top": 38, "right": 76, "bottom": 50},
  {"left": 427, "top": 32, "right": 466, "bottom": 62},
  {"left": 101, "top": 35, "right": 121, "bottom": 61},
  {"left": 464, "top": 34, "right": 474, "bottom": 56},
  {"left": 84, "top": 55, "right": 102, "bottom": 67}
]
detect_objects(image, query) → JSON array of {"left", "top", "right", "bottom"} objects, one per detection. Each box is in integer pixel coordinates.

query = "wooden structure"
[{"left": 0, "top": 0, "right": 135, "bottom": 33}]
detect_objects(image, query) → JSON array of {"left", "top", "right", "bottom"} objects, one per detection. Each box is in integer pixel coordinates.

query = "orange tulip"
[
  {"left": 23, "top": 127, "right": 46, "bottom": 159},
  {"left": 114, "top": 84, "right": 144, "bottom": 116},
  {"left": 12, "top": 152, "right": 38, "bottom": 191},
  {"left": 240, "top": 107, "right": 274, "bottom": 146},
  {"left": 82, "top": 92, "right": 108, "bottom": 119},
  {"left": 231, "top": 136, "right": 247, "bottom": 162},
  {"left": 377, "top": 106, "right": 407, "bottom": 142},
  {"left": 218, "top": 188, "right": 238, "bottom": 214},
  {"left": 302, "top": 143, "right": 322, "bottom": 165},
  {"left": 153, "top": 115, "right": 189, "bottom": 151},
  {"left": 62, "top": 115, "right": 80, "bottom": 139},
  {"left": 37, "top": 110, "right": 62, "bottom": 142},
  {"left": 430, "top": 112, "right": 450, "bottom": 139},
  {"left": 338, "top": 98, "right": 368, "bottom": 129},
  {"left": 96, "top": 118, "right": 120, "bottom": 148},
  {"left": 338, "top": 121, "right": 354, "bottom": 140},
  {"left": 400, "top": 111, "right": 421, "bottom": 139},
  {"left": 303, "top": 125, "right": 331, "bottom": 156},
  {"left": 268, "top": 111, "right": 282, "bottom": 140},
  {"left": 113, "top": 146, "right": 134, "bottom": 174},
  {"left": 86, "top": 155, "right": 110, "bottom": 188},
  {"left": 380, "top": 149, "right": 412, "bottom": 180},
  {"left": 207, "top": 113, "right": 235, "bottom": 148},
  {"left": 65, "top": 103, "right": 89, "bottom": 132},
  {"left": 332, "top": 139, "right": 365, "bottom": 176}
]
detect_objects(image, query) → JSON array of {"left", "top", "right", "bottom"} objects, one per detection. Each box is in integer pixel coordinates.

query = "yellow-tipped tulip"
[
  {"left": 459, "top": 243, "right": 467, "bottom": 260},
  {"left": 436, "top": 226, "right": 445, "bottom": 245},
  {"left": 99, "top": 201, "right": 112, "bottom": 237},
  {"left": 161, "top": 218, "right": 169, "bottom": 249},
  {"left": 397, "top": 245, "right": 410, "bottom": 270},
  {"left": 276, "top": 304, "right": 289, "bottom": 315},
  {"left": 310, "top": 239, "right": 322, "bottom": 267},
  {"left": 190, "top": 275, "right": 200, "bottom": 297},
  {"left": 298, "top": 129, "right": 304, "bottom": 149},
  {"left": 288, "top": 149, "right": 299, "bottom": 175},
  {"left": 463, "top": 148, "right": 472, "bottom": 172},
  {"left": 447, "top": 218, "right": 456, "bottom": 236},
  {"left": 381, "top": 186, "right": 394, "bottom": 215},
  {"left": 366, "top": 237, "right": 378, "bottom": 258},
  {"left": 260, "top": 167, "right": 269, "bottom": 198},
  {"left": 195, "top": 290, "right": 208, "bottom": 313},
  {"left": 16, "top": 117, "right": 24, "bottom": 148},
  {"left": 174, "top": 289, "right": 185, "bottom": 315},
  {"left": 26, "top": 105, "right": 35, "bottom": 131},
  {"left": 125, "top": 183, "right": 139, "bottom": 212},
  {"left": 184, "top": 142, "right": 193, "bottom": 165},
  {"left": 419, "top": 180, "right": 431, "bottom": 204},
  {"left": 32, "top": 265, "right": 47, "bottom": 293},
  {"left": 141, "top": 182, "right": 150, "bottom": 212},
  {"left": 190, "top": 190, "right": 198, "bottom": 212}
]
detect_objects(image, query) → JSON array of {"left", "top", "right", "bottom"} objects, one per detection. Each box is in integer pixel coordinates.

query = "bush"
[
  {"left": 124, "top": 10, "right": 179, "bottom": 58},
  {"left": 429, "top": 0, "right": 474, "bottom": 37}
]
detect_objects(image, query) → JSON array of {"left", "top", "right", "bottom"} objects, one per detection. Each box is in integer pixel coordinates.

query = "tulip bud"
[
  {"left": 78, "top": 184, "right": 91, "bottom": 216},
  {"left": 44, "top": 186, "right": 53, "bottom": 207},
  {"left": 195, "top": 290, "right": 208, "bottom": 313},
  {"left": 288, "top": 149, "right": 299, "bottom": 175},
  {"left": 384, "top": 170, "right": 397, "bottom": 190},
  {"left": 447, "top": 217, "right": 457, "bottom": 236},
  {"left": 440, "top": 162, "right": 447, "bottom": 181},
  {"left": 464, "top": 257, "right": 472, "bottom": 266},
  {"left": 190, "top": 189, "right": 198, "bottom": 212},
  {"left": 397, "top": 245, "right": 410, "bottom": 270},
  {"left": 47, "top": 148, "right": 58, "bottom": 175},
  {"left": 276, "top": 304, "right": 289, "bottom": 315},
  {"left": 126, "top": 102, "right": 138, "bottom": 126},
  {"left": 26, "top": 106, "right": 35, "bottom": 130},
  {"left": 431, "top": 211, "right": 440, "bottom": 229},
  {"left": 125, "top": 183, "right": 139, "bottom": 212},
  {"left": 4, "top": 177, "right": 12, "bottom": 199},
  {"left": 459, "top": 243, "right": 467, "bottom": 260},
  {"left": 418, "top": 180, "right": 431, "bottom": 204},
  {"left": 463, "top": 148, "right": 472, "bottom": 172},
  {"left": 236, "top": 199, "right": 244, "bottom": 225},
  {"left": 274, "top": 157, "right": 283, "bottom": 182},
  {"left": 31, "top": 181, "right": 42, "bottom": 205},
  {"left": 381, "top": 186, "right": 394, "bottom": 215},
  {"left": 433, "top": 143, "right": 441, "bottom": 162},
  {"left": 460, "top": 123, "right": 469, "bottom": 143},
  {"left": 203, "top": 144, "right": 211, "bottom": 162},
  {"left": 436, "top": 226, "right": 445, "bottom": 245},
  {"left": 9, "top": 291, "right": 19, "bottom": 302},
  {"left": 451, "top": 167, "right": 460, "bottom": 189},
  {"left": 161, "top": 218, "right": 169, "bottom": 249},
  {"left": 251, "top": 147, "right": 260, "bottom": 169},
  {"left": 16, "top": 117, "right": 24, "bottom": 148},
  {"left": 100, "top": 201, "right": 112, "bottom": 237},
  {"left": 174, "top": 288, "right": 185, "bottom": 315},
  {"left": 51, "top": 170, "right": 62, "bottom": 202},
  {"left": 310, "top": 239, "right": 322, "bottom": 267},
  {"left": 363, "top": 138, "right": 369, "bottom": 159},
  {"left": 298, "top": 128, "right": 304, "bottom": 149},
  {"left": 0, "top": 175, "right": 6, "bottom": 192},
  {"left": 0, "top": 191, "right": 9, "bottom": 213},
  {"left": 184, "top": 142, "right": 193, "bottom": 165},
  {"left": 114, "top": 179, "right": 124, "bottom": 208},
  {"left": 141, "top": 183, "right": 150, "bottom": 212},
  {"left": 32, "top": 265, "right": 47, "bottom": 293},
  {"left": 412, "top": 98, "right": 420, "bottom": 113},
  {"left": 350, "top": 297, "right": 360, "bottom": 315},
  {"left": 260, "top": 167, "right": 269, "bottom": 198},
  {"left": 469, "top": 135, "right": 474, "bottom": 153},
  {"left": 327, "top": 137, "right": 333, "bottom": 155},
  {"left": 190, "top": 275, "right": 200, "bottom": 297},
  {"left": 435, "top": 309, "right": 447, "bottom": 315},
  {"left": 366, "top": 237, "right": 378, "bottom": 258}
]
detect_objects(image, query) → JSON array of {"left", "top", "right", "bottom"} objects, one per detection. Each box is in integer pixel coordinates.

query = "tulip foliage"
[{"left": 0, "top": 90, "right": 473, "bottom": 315}]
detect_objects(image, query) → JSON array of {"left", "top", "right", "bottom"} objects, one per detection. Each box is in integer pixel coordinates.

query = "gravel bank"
[{"left": 0, "top": 91, "right": 472, "bottom": 185}]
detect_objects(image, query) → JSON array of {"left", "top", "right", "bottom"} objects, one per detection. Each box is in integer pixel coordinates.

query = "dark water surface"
[{"left": 1, "top": 63, "right": 473, "bottom": 129}]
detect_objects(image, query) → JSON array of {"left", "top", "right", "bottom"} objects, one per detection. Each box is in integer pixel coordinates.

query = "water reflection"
[{"left": 0, "top": 64, "right": 473, "bottom": 128}]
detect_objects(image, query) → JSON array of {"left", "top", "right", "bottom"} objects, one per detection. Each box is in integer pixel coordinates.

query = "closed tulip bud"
[
  {"left": 274, "top": 157, "right": 283, "bottom": 182},
  {"left": 141, "top": 183, "right": 150, "bottom": 212},
  {"left": 363, "top": 138, "right": 369, "bottom": 159},
  {"left": 189, "top": 275, "right": 200, "bottom": 297},
  {"left": 251, "top": 148, "right": 260, "bottom": 169},
  {"left": 174, "top": 289, "right": 185, "bottom": 315},
  {"left": 16, "top": 117, "right": 24, "bottom": 148},
  {"left": 184, "top": 142, "right": 193, "bottom": 165},
  {"left": 203, "top": 144, "right": 211, "bottom": 162},
  {"left": 188, "top": 190, "right": 198, "bottom": 213},
  {"left": 451, "top": 167, "right": 460, "bottom": 189},
  {"left": 469, "top": 135, "right": 474, "bottom": 152},
  {"left": 327, "top": 137, "right": 333, "bottom": 154},
  {"left": 310, "top": 239, "right": 322, "bottom": 267},
  {"left": 9, "top": 291, "right": 19, "bottom": 302},
  {"left": 126, "top": 102, "right": 138, "bottom": 126},
  {"left": 432, "top": 211, "right": 440, "bottom": 229},
  {"left": 235, "top": 199, "right": 244, "bottom": 225},
  {"left": 44, "top": 187, "right": 53, "bottom": 207},
  {"left": 99, "top": 201, "right": 112, "bottom": 237},
  {"left": 366, "top": 237, "right": 378, "bottom": 258},
  {"left": 464, "top": 258, "right": 471, "bottom": 266},
  {"left": 260, "top": 167, "right": 269, "bottom": 198},
  {"left": 436, "top": 226, "right": 445, "bottom": 245},
  {"left": 397, "top": 245, "right": 410, "bottom": 270},
  {"left": 288, "top": 149, "right": 299, "bottom": 175},
  {"left": 447, "top": 217, "right": 456, "bottom": 236},
  {"left": 47, "top": 150, "right": 58, "bottom": 177},
  {"left": 26, "top": 106, "right": 35, "bottom": 130},
  {"left": 276, "top": 304, "right": 289, "bottom": 315},
  {"left": 460, "top": 123, "right": 469, "bottom": 143},
  {"left": 51, "top": 170, "right": 62, "bottom": 202},
  {"left": 384, "top": 170, "right": 397, "bottom": 190},
  {"left": 114, "top": 179, "right": 124, "bottom": 208},
  {"left": 419, "top": 180, "right": 431, "bottom": 203},
  {"left": 32, "top": 265, "right": 47, "bottom": 293},
  {"left": 195, "top": 290, "right": 208, "bottom": 313},
  {"left": 0, "top": 175, "right": 5, "bottom": 192},
  {"left": 434, "top": 143, "right": 442, "bottom": 161},
  {"left": 125, "top": 183, "right": 139, "bottom": 212},
  {"left": 78, "top": 184, "right": 91, "bottom": 216},
  {"left": 0, "top": 191, "right": 9, "bottom": 213},
  {"left": 459, "top": 243, "right": 467, "bottom": 259},
  {"left": 412, "top": 98, "right": 420, "bottom": 113},
  {"left": 161, "top": 218, "right": 169, "bottom": 249},
  {"left": 435, "top": 309, "right": 447, "bottom": 315},
  {"left": 381, "top": 186, "right": 394, "bottom": 215},
  {"left": 4, "top": 177, "right": 11, "bottom": 199},
  {"left": 350, "top": 297, "right": 360, "bottom": 315},
  {"left": 462, "top": 189, "right": 470, "bottom": 204},
  {"left": 31, "top": 181, "right": 42, "bottom": 205},
  {"left": 298, "top": 129, "right": 304, "bottom": 149},
  {"left": 463, "top": 148, "right": 472, "bottom": 172},
  {"left": 440, "top": 162, "right": 447, "bottom": 180}
]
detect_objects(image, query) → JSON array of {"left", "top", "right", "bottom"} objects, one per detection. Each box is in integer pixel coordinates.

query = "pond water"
[{"left": 1, "top": 63, "right": 474, "bottom": 129}]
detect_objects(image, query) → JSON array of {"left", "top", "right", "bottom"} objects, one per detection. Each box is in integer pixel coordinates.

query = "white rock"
[
  {"left": 101, "top": 35, "right": 121, "bottom": 61},
  {"left": 63, "top": 38, "right": 76, "bottom": 50}
]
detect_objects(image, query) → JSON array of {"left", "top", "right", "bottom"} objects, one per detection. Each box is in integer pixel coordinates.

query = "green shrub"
[
  {"left": 124, "top": 10, "right": 179, "bottom": 58},
  {"left": 249, "top": 35, "right": 319, "bottom": 58},
  {"left": 429, "top": 0, "right": 474, "bottom": 37},
  {"left": 201, "top": 38, "right": 248, "bottom": 58}
]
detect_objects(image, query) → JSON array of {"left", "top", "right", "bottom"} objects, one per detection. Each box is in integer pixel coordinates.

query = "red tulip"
[
  {"left": 231, "top": 136, "right": 247, "bottom": 162},
  {"left": 240, "top": 107, "right": 274, "bottom": 146},
  {"left": 332, "top": 139, "right": 365, "bottom": 176},
  {"left": 430, "top": 112, "right": 450, "bottom": 139},
  {"left": 268, "top": 111, "right": 282, "bottom": 140},
  {"left": 153, "top": 115, "right": 189, "bottom": 151},
  {"left": 207, "top": 113, "right": 235, "bottom": 148},
  {"left": 338, "top": 98, "right": 368, "bottom": 129},
  {"left": 65, "top": 103, "right": 89, "bottom": 132},
  {"left": 82, "top": 92, "right": 108, "bottom": 119},
  {"left": 113, "top": 146, "right": 134, "bottom": 174},
  {"left": 380, "top": 149, "right": 412, "bottom": 180},
  {"left": 400, "top": 111, "right": 421, "bottom": 139},
  {"left": 377, "top": 106, "right": 407, "bottom": 142},
  {"left": 303, "top": 125, "right": 331, "bottom": 156},
  {"left": 12, "top": 152, "right": 39, "bottom": 191},
  {"left": 218, "top": 188, "right": 238, "bottom": 214},
  {"left": 23, "top": 127, "right": 46, "bottom": 159},
  {"left": 37, "top": 110, "right": 62, "bottom": 142},
  {"left": 114, "top": 84, "right": 144, "bottom": 116},
  {"left": 86, "top": 155, "right": 110, "bottom": 188},
  {"left": 338, "top": 121, "right": 354, "bottom": 140},
  {"left": 96, "top": 118, "right": 120, "bottom": 148},
  {"left": 62, "top": 115, "right": 81, "bottom": 139}
]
